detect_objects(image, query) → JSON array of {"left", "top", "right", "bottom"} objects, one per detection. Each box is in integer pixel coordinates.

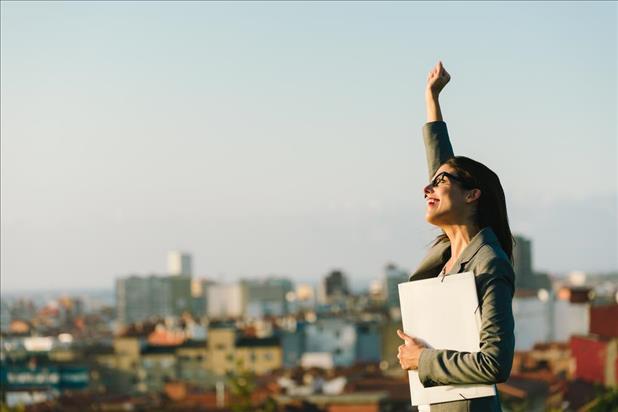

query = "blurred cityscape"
[{"left": 1, "top": 236, "right": 617, "bottom": 411}]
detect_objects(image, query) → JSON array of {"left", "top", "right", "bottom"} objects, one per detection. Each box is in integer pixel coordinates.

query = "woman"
[{"left": 395, "top": 61, "right": 516, "bottom": 412}]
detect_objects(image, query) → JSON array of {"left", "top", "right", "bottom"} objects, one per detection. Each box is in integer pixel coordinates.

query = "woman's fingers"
[
  {"left": 442, "top": 68, "right": 451, "bottom": 81},
  {"left": 426, "top": 61, "right": 450, "bottom": 95},
  {"left": 397, "top": 329, "right": 414, "bottom": 345}
]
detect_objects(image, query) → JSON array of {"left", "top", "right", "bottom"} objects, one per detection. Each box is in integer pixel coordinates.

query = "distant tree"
[
  {"left": 500, "top": 396, "right": 529, "bottom": 412},
  {"left": 1, "top": 403, "right": 25, "bottom": 412},
  {"left": 589, "top": 388, "right": 618, "bottom": 412},
  {"left": 227, "top": 360, "right": 279, "bottom": 412},
  {"left": 227, "top": 360, "right": 256, "bottom": 412},
  {"left": 259, "top": 396, "right": 278, "bottom": 412}
]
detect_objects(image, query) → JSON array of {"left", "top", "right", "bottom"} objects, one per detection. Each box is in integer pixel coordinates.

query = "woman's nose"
[{"left": 423, "top": 183, "right": 433, "bottom": 196}]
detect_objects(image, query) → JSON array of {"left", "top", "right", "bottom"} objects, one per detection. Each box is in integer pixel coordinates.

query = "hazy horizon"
[{"left": 2, "top": 2, "right": 616, "bottom": 291}]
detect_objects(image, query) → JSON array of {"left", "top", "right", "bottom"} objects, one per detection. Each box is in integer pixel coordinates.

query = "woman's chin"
[{"left": 425, "top": 213, "right": 443, "bottom": 226}]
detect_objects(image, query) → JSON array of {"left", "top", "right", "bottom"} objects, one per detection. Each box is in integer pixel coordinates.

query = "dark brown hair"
[{"left": 434, "top": 156, "right": 514, "bottom": 261}]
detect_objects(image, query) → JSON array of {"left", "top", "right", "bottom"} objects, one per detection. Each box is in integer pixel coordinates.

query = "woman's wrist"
[{"left": 425, "top": 88, "right": 440, "bottom": 102}]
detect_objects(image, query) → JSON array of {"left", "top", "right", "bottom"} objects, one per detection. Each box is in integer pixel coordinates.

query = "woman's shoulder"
[
  {"left": 470, "top": 241, "right": 515, "bottom": 290},
  {"left": 475, "top": 242, "right": 512, "bottom": 269}
]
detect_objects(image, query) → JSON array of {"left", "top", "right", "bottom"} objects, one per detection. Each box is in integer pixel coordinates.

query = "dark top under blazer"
[{"left": 408, "top": 121, "right": 516, "bottom": 412}]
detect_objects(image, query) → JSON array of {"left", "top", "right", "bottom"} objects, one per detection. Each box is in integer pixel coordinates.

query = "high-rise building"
[
  {"left": 116, "top": 274, "right": 192, "bottom": 325},
  {"left": 207, "top": 282, "right": 248, "bottom": 319},
  {"left": 168, "top": 275, "right": 193, "bottom": 315},
  {"left": 319, "top": 270, "right": 350, "bottom": 305},
  {"left": 116, "top": 276, "right": 158, "bottom": 325},
  {"left": 191, "top": 279, "right": 216, "bottom": 318},
  {"left": 167, "top": 251, "right": 192, "bottom": 277},
  {"left": 383, "top": 263, "right": 409, "bottom": 308},
  {"left": 0, "top": 301, "right": 11, "bottom": 333},
  {"left": 513, "top": 235, "right": 551, "bottom": 290},
  {"left": 513, "top": 235, "right": 533, "bottom": 289},
  {"left": 245, "top": 278, "right": 294, "bottom": 318}
]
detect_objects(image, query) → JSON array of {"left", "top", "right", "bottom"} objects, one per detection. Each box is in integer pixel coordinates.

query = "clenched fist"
[{"left": 426, "top": 61, "right": 451, "bottom": 97}]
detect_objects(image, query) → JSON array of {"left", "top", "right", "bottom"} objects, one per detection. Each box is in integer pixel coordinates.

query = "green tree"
[
  {"left": 589, "top": 388, "right": 618, "bottom": 412},
  {"left": 259, "top": 396, "right": 278, "bottom": 412},
  {"left": 227, "top": 361, "right": 256, "bottom": 412},
  {"left": 500, "top": 395, "right": 529, "bottom": 412},
  {"left": 1, "top": 403, "right": 25, "bottom": 412}
]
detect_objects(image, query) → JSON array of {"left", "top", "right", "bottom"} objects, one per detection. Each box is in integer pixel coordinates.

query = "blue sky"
[{"left": 1, "top": 2, "right": 616, "bottom": 290}]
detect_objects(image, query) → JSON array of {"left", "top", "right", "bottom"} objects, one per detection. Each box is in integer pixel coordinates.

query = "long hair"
[{"left": 433, "top": 156, "right": 514, "bottom": 261}]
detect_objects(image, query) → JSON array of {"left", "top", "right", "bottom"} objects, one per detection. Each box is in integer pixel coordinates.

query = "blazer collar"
[
  {"left": 409, "top": 227, "right": 500, "bottom": 281},
  {"left": 450, "top": 227, "right": 500, "bottom": 273}
]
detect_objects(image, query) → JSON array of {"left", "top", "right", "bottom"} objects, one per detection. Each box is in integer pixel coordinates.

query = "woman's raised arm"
[
  {"left": 423, "top": 61, "right": 454, "bottom": 178},
  {"left": 425, "top": 61, "right": 450, "bottom": 122}
]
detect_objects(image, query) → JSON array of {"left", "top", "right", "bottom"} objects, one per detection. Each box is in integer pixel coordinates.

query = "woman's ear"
[{"left": 465, "top": 189, "right": 481, "bottom": 203}]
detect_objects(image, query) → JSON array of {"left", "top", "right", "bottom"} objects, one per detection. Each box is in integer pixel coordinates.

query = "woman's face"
[{"left": 424, "top": 164, "right": 474, "bottom": 226}]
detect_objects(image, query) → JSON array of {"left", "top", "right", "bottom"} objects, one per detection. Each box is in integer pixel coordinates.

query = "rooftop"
[{"left": 236, "top": 336, "right": 280, "bottom": 348}]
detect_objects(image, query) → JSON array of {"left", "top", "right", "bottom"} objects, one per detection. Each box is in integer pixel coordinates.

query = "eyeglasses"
[{"left": 430, "top": 171, "right": 474, "bottom": 189}]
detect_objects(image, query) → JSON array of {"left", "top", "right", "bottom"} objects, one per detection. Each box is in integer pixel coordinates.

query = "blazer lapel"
[
  {"left": 409, "top": 240, "right": 451, "bottom": 281},
  {"left": 409, "top": 228, "right": 500, "bottom": 280},
  {"left": 448, "top": 227, "right": 500, "bottom": 274}
]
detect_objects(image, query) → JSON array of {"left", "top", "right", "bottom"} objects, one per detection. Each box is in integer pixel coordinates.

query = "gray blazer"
[{"left": 408, "top": 121, "right": 516, "bottom": 412}]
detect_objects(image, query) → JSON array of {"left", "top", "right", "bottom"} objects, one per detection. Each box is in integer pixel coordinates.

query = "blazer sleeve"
[
  {"left": 417, "top": 257, "right": 516, "bottom": 386},
  {"left": 423, "top": 121, "right": 455, "bottom": 179}
]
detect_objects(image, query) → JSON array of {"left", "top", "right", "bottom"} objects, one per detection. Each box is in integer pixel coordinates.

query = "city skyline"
[{"left": 2, "top": 2, "right": 616, "bottom": 291}]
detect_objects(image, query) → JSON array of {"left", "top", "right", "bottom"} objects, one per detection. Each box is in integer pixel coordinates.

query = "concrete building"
[
  {"left": 167, "top": 276, "right": 192, "bottom": 317},
  {"left": 116, "top": 276, "right": 163, "bottom": 325},
  {"left": 513, "top": 235, "right": 551, "bottom": 291},
  {"left": 116, "top": 274, "right": 192, "bottom": 325},
  {"left": 207, "top": 326, "right": 237, "bottom": 375},
  {"left": 554, "top": 287, "right": 592, "bottom": 342},
  {"left": 245, "top": 278, "right": 294, "bottom": 318},
  {"left": 383, "top": 263, "right": 409, "bottom": 308},
  {"left": 355, "top": 321, "right": 382, "bottom": 363},
  {"left": 167, "top": 251, "right": 192, "bottom": 277},
  {"left": 512, "top": 290, "right": 553, "bottom": 350},
  {"left": 235, "top": 336, "right": 282, "bottom": 375},
  {"left": 206, "top": 325, "right": 282, "bottom": 376},
  {"left": 176, "top": 340, "right": 213, "bottom": 387},
  {"left": 513, "top": 285, "right": 597, "bottom": 349},
  {"left": 569, "top": 303, "right": 618, "bottom": 389},
  {"left": 280, "top": 323, "right": 307, "bottom": 368},
  {"left": 318, "top": 270, "right": 350, "bottom": 305},
  {"left": 281, "top": 318, "right": 384, "bottom": 368},
  {"left": 305, "top": 318, "right": 356, "bottom": 366},
  {"left": 140, "top": 345, "right": 178, "bottom": 391},
  {"left": 206, "top": 282, "right": 247, "bottom": 319},
  {"left": 1, "top": 301, "right": 11, "bottom": 333},
  {"left": 590, "top": 304, "right": 618, "bottom": 338},
  {"left": 513, "top": 235, "right": 533, "bottom": 287},
  {"left": 571, "top": 335, "right": 618, "bottom": 388},
  {"left": 206, "top": 279, "right": 294, "bottom": 320},
  {"left": 190, "top": 279, "right": 216, "bottom": 318}
]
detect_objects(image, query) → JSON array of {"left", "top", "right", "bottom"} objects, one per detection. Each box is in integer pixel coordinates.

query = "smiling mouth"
[{"left": 426, "top": 197, "right": 439, "bottom": 206}]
